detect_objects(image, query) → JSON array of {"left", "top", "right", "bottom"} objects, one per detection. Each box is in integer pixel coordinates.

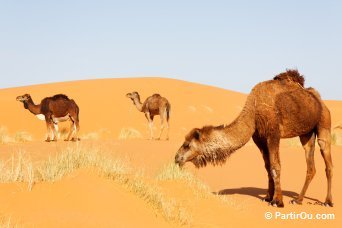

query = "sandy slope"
[
  {"left": 0, "top": 78, "right": 245, "bottom": 141},
  {"left": 0, "top": 78, "right": 341, "bottom": 227}
]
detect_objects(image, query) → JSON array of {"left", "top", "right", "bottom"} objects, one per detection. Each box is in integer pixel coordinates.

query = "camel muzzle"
[{"left": 175, "top": 154, "right": 185, "bottom": 167}]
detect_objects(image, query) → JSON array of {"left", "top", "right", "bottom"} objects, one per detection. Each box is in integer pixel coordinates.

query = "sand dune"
[{"left": 0, "top": 78, "right": 341, "bottom": 227}]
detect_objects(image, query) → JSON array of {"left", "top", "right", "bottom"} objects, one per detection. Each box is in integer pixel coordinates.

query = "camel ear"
[{"left": 193, "top": 129, "right": 201, "bottom": 141}]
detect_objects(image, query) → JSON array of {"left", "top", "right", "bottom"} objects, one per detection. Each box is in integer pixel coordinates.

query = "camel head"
[
  {"left": 126, "top": 91, "right": 141, "bottom": 101},
  {"left": 175, "top": 127, "right": 208, "bottom": 168},
  {"left": 175, "top": 125, "right": 231, "bottom": 168},
  {"left": 16, "top": 94, "right": 32, "bottom": 108},
  {"left": 16, "top": 94, "right": 31, "bottom": 102}
]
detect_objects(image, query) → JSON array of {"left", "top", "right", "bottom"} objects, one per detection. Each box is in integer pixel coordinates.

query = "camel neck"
[
  {"left": 132, "top": 97, "right": 143, "bottom": 112},
  {"left": 217, "top": 95, "right": 256, "bottom": 153},
  {"left": 25, "top": 98, "right": 41, "bottom": 115},
  {"left": 192, "top": 96, "right": 256, "bottom": 168}
]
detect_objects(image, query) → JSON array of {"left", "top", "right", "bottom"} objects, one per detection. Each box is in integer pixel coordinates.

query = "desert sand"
[{"left": 0, "top": 78, "right": 341, "bottom": 227}]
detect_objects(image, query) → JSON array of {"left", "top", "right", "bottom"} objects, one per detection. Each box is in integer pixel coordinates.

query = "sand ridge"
[{"left": 0, "top": 78, "right": 341, "bottom": 227}]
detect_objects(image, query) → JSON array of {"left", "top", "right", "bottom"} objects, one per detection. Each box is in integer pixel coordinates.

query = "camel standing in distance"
[
  {"left": 175, "top": 70, "right": 333, "bottom": 208},
  {"left": 126, "top": 92, "right": 171, "bottom": 140},
  {"left": 16, "top": 94, "right": 80, "bottom": 142}
]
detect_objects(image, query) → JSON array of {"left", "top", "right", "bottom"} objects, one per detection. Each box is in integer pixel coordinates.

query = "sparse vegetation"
[
  {"left": 156, "top": 162, "right": 210, "bottom": 196},
  {"left": 118, "top": 127, "right": 143, "bottom": 140},
  {"left": 59, "top": 127, "right": 69, "bottom": 139},
  {"left": 14, "top": 132, "right": 32, "bottom": 143},
  {"left": 156, "top": 162, "right": 244, "bottom": 210},
  {"left": 81, "top": 128, "right": 111, "bottom": 140},
  {"left": 0, "top": 126, "right": 32, "bottom": 144},
  {"left": 331, "top": 132, "right": 342, "bottom": 146},
  {"left": 0, "top": 147, "right": 190, "bottom": 225},
  {"left": 0, "top": 214, "right": 21, "bottom": 228},
  {"left": 285, "top": 138, "right": 301, "bottom": 147}
]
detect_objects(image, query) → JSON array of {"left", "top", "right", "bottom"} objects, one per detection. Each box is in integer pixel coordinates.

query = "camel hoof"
[
  {"left": 70, "top": 137, "right": 80, "bottom": 142},
  {"left": 45, "top": 139, "right": 51, "bottom": 142},
  {"left": 290, "top": 199, "right": 302, "bottom": 205},
  {"left": 324, "top": 201, "right": 334, "bottom": 207},
  {"left": 156, "top": 137, "right": 161, "bottom": 140},
  {"left": 261, "top": 196, "right": 272, "bottom": 202},
  {"left": 269, "top": 199, "right": 284, "bottom": 208}
]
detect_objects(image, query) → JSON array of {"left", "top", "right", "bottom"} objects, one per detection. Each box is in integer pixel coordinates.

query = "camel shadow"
[{"left": 215, "top": 187, "right": 323, "bottom": 205}]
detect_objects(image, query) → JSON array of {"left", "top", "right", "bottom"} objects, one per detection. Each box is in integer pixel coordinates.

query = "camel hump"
[
  {"left": 152, "top": 93, "right": 161, "bottom": 98},
  {"left": 273, "top": 69, "right": 305, "bottom": 87},
  {"left": 51, "top": 94, "right": 70, "bottom": 100},
  {"left": 306, "top": 87, "right": 322, "bottom": 99}
]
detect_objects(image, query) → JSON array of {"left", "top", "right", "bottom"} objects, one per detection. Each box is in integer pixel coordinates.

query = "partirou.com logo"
[{"left": 265, "top": 211, "right": 335, "bottom": 220}]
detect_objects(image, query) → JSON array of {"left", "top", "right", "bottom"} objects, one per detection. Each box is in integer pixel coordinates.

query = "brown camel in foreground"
[
  {"left": 175, "top": 70, "right": 333, "bottom": 208},
  {"left": 16, "top": 94, "right": 80, "bottom": 142},
  {"left": 126, "top": 92, "right": 170, "bottom": 140}
]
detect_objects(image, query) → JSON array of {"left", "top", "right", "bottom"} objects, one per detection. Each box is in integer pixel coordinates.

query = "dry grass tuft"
[
  {"left": 0, "top": 147, "right": 190, "bottom": 225},
  {"left": 0, "top": 127, "right": 13, "bottom": 144},
  {"left": 156, "top": 162, "right": 210, "bottom": 197},
  {"left": 81, "top": 129, "right": 111, "bottom": 140},
  {"left": 284, "top": 138, "right": 301, "bottom": 147},
  {"left": 118, "top": 128, "right": 143, "bottom": 140},
  {"left": 0, "top": 214, "right": 21, "bottom": 228},
  {"left": 156, "top": 162, "right": 244, "bottom": 210},
  {"left": 0, "top": 126, "right": 32, "bottom": 144},
  {"left": 0, "top": 151, "right": 34, "bottom": 191},
  {"left": 14, "top": 132, "right": 32, "bottom": 143}
]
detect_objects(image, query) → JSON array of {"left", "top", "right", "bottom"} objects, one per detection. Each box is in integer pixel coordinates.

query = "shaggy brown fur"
[
  {"left": 175, "top": 70, "right": 333, "bottom": 208},
  {"left": 273, "top": 69, "right": 305, "bottom": 87},
  {"left": 126, "top": 92, "right": 171, "bottom": 140},
  {"left": 16, "top": 94, "right": 80, "bottom": 142}
]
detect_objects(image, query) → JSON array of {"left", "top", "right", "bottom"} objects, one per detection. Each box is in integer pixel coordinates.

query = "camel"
[
  {"left": 16, "top": 94, "right": 80, "bottom": 142},
  {"left": 175, "top": 70, "right": 333, "bottom": 208},
  {"left": 126, "top": 92, "right": 171, "bottom": 140}
]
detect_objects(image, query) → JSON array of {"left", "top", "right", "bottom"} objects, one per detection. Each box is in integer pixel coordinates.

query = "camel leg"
[
  {"left": 45, "top": 121, "right": 54, "bottom": 142},
  {"left": 165, "top": 107, "right": 170, "bottom": 140},
  {"left": 165, "top": 119, "right": 169, "bottom": 141},
  {"left": 52, "top": 123, "right": 59, "bottom": 141},
  {"left": 252, "top": 134, "right": 274, "bottom": 202},
  {"left": 70, "top": 122, "right": 77, "bottom": 141},
  {"left": 317, "top": 127, "right": 333, "bottom": 207},
  {"left": 65, "top": 120, "right": 75, "bottom": 141},
  {"left": 267, "top": 135, "right": 284, "bottom": 207},
  {"left": 291, "top": 131, "right": 316, "bottom": 205},
  {"left": 145, "top": 112, "right": 154, "bottom": 140},
  {"left": 72, "top": 119, "right": 80, "bottom": 141},
  {"left": 157, "top": 110, "right": 166, "bottom": 140}
]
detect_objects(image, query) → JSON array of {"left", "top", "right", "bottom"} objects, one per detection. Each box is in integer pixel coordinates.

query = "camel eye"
[{"left": 183, "top": 142, "right": 190, "bottom": 149}]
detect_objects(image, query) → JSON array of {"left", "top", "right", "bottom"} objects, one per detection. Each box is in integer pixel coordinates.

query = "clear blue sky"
[{"left": 1, "top": 0, "right": 341, "bottom": 99}]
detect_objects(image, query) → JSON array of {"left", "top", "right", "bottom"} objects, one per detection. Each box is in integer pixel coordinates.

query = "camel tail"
[
  {"left": 166, "top": 103, "right": 171, "bottom": 122},
  {"left": 71, "top": 99, "right": 80, "bottom": 122}
]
